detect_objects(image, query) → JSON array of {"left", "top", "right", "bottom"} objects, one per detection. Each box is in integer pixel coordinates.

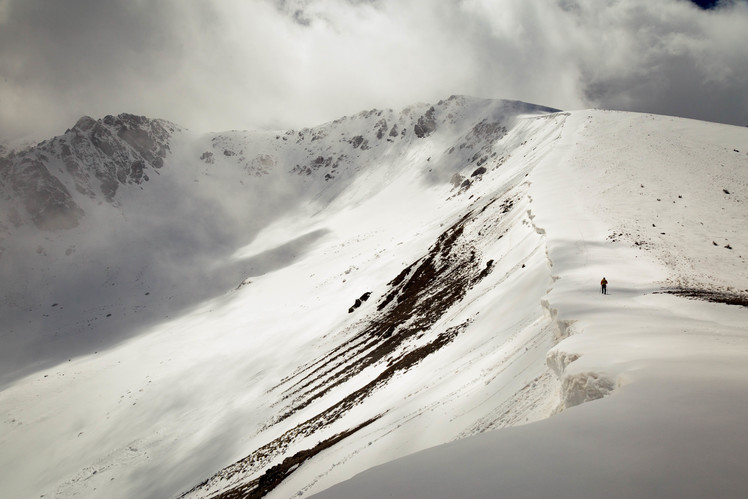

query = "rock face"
[
  {"left": 0, "top": 156, "right": 84, "bottom": 231},
  {"left": 0, "top": 97, "right": 558, "bottom": 237},
  {"left": 0, "top": 114, "right": 177, "bottom": 231},
  {"left": 414, "top": 106, "right": 437, "bottom": 138},
  {"left": 63, "top": 113, "right": 174, "bottom": 201}
]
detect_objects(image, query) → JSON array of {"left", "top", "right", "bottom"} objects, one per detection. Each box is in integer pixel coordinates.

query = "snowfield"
[
  {"left": 318, "top": 110, "right": 748, "bottom": 498},
  {"left": 1, "top": 98, "right": 747, "bottom": 498}
]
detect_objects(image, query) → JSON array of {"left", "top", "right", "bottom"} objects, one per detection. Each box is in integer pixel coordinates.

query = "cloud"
[
  {"left": 563, "top": 0, "right": 748, "bottom": 123},
  {"left": 1, "top": 0, "right": 747, "bottom": 142}
]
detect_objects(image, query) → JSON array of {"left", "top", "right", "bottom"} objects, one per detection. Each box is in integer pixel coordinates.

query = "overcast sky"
[{"left": 1, "top": 0, "right": 747, "bottom": 142}]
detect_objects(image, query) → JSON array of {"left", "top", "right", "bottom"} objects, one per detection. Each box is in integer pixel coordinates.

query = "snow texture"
[{"left": 1, "top": 97, "right": 747, "bottom": 499}]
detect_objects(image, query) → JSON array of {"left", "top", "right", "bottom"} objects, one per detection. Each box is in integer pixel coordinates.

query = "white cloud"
[{"left": 1, "top": 0, "right": 747, "bottom": 142}]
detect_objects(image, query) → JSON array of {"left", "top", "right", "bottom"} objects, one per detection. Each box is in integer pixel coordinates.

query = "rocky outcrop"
[
  {"left": 0, "top": 114, "right": 177, "bottom": 230},
  {"left": 414, "top": 106, "right": 437, "bottom": 138},
  {"left": 64, "top": 113, "right": 174, "bottom": 201},
  {"left": 0, "top": 155, "right": 84, "bottom": 230}
]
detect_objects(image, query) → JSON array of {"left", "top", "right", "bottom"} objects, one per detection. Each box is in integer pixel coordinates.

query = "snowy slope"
[
  {"left": 1, "top": 99, "right": 747, "bottom": 499},
  {"left": 318, "top": 111, "right": 748, "bottom": 498},
  {"left": 0, "top": 97, "right": 549, "bottom": 385}
]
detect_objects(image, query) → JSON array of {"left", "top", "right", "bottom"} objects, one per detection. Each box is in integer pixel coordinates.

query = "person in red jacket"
[{"left": 601, "top": 277, "right": 608, "bottom": 295}]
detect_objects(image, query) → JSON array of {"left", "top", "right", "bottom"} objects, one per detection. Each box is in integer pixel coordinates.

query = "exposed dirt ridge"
[
  {"left": 181, "top": 189, "right": 524, "bottom": 499},
  {"left": 659, "top": 287, "right": 748, "bottom": 307},
  {"left": 212, "top": 416, "right": 382, "bottom": 499}
]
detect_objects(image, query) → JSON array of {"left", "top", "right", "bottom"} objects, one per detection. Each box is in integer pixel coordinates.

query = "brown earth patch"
[
  {"left": 660, "top": 287, "right": 748, "bottom": 308},
  {"left": 180, "top": 189, "right": 523, "bottom": 498},
  {"left": 213, "top": 416, "right": 381, "bottom": 499}
]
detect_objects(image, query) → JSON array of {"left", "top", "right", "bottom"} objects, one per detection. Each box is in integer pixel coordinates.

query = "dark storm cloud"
[
  {"left": 1, "top": 0, "right": 747, "bottom": 143},
  {"left": 690, "top": 0, "right": 719, "bottom": 9},
  {"left": 441, "top": 0, "right": 748, "bottom": 125},
  {"left": 567, "top": 0, "right": 748, "bottom": 124}
]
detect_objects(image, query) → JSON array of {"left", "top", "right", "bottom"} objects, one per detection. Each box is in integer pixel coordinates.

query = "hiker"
[{"left": 601, "top": 277, "right": 608, "bottom": 295}]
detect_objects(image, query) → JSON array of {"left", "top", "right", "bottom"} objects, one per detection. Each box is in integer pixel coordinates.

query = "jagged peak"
[
  {"left": 68, "top": 113, "right": 180, "bottom": 137},
  {"left": 73, "top": 115, "right": 96, "bottom": 132}
]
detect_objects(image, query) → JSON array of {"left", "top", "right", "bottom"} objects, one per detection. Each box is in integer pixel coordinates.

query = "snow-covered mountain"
[{"left": 1, "top": 96, "right": 747, "bottom": 499}]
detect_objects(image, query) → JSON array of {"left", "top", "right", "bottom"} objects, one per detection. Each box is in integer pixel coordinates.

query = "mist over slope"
[
  {"left": 0, "top": 96, "right": 553, "bottom": 385},
  {"left": 1, "top": 97, "right": 747, "bottom": 499}
]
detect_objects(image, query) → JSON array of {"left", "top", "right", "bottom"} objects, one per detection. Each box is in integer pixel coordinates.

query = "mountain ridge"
[
  {"left": 1, "top": 97, "right": 747, "bottom": 499},
  {"left": 0, "top": 96, "right": 556, "bottom": 235},
  {"left": 0, "top": 95, "right": 556, "bottom": 386},
  {"left": 0, "top": 113, "right": 177, "bottom": 232}
]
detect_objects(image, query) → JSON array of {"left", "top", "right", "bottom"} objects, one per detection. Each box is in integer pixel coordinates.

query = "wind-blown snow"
[{"left": 1, "top": 99, "right": 747, "bottom": 499}]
